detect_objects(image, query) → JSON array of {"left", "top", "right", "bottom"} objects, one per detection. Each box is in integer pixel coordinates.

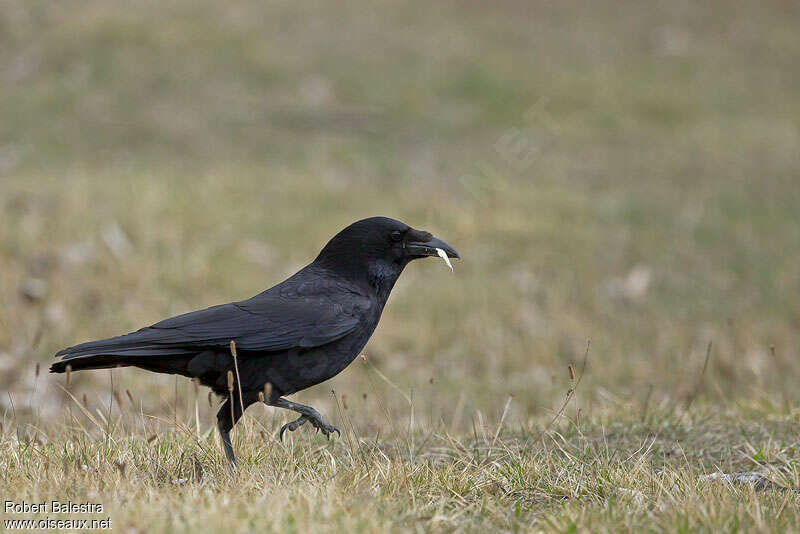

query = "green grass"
[{"left": 2, "top": 0, "right": 800, "bottom": 531}]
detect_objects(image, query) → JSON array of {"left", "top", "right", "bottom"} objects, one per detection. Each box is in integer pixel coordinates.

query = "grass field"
[{"left": 2, "top": 0, "right": 800, "bottom": 531}]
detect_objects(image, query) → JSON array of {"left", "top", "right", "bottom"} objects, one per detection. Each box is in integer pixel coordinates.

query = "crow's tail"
[
  {"left": 50, "top": 352, "right": 196, "bottom": 375},
  {"left": 50, "top": 354, "right": 132, "bottom": 373},
  {"left": 50, "top": 329, "right": 201, "bottom": 376}
]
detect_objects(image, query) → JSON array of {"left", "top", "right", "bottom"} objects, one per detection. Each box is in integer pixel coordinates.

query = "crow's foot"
[
  {"left": 307, "top": 414, "right": 340, "bottom": 439},
  {"left": 279, "top": 413, "right": 340, "bottom": 441},
  {"left": 279, "top": 414, "right": 308, "bottom": 441}
]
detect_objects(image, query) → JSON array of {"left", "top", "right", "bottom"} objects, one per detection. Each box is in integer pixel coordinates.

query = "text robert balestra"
[{"left": 5, "top": 500, "right": 104, "bottom": 514}]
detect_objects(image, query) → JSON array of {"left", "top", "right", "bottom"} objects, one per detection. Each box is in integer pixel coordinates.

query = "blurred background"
[{"left": 1, "top": 0, "right": 799, "bottom": 432}]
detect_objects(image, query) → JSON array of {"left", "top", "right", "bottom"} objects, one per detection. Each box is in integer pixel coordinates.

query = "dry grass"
[
  {"left": 5, "top": 390, "right": 800, "bottom": 531},
  {"left": 2, "top": 0, "right": 800, "bottom": 531}
]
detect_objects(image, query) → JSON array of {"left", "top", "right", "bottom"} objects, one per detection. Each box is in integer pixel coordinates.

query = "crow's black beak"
[{"left": 405, "top": 235, "right": 460, "bottom": 259}]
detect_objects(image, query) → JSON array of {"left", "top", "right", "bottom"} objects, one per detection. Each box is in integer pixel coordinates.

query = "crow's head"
[{"left": 314, "top": 217, "right": 459, "bottom": 293}]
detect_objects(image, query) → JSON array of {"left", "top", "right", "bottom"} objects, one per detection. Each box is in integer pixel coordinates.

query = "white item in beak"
[{"left": 436, "top": 248, "right": 454, "bottom": 272}]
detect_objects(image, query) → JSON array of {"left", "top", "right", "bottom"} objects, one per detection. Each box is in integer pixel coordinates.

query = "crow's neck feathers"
[
  {"left": 311, "top": 224, "right": 408, "bottom": 303},
  {"left": 366, "top": 259, "right": 405, "bottom": 303},
  {"left": 310, "top": 255, "right": 406, "bottom": 303}
]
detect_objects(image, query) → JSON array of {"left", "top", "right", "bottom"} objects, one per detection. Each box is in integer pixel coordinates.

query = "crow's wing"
[{"left": 54, "top": 290, "right": 370, "bottom": 359}]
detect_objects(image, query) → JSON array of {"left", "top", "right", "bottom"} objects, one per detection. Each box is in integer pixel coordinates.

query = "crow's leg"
[
  {"left": 216, "top": 393, "right": 258, "bottom": 467},
  {"left": 271, "top": 397, "right": 340, "bottom": 441},
  {"left": 216, "top": 398, "right": 237, "bottom": 467}
]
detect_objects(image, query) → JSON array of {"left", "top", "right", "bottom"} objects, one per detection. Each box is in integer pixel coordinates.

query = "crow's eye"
[{"left": 390, "top": 231, "right": 403, "bottom": 242}]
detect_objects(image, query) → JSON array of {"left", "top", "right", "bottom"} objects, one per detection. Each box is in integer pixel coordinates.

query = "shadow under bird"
[{"left": 51, "top": 217, "right": 459, "bottom": 465}]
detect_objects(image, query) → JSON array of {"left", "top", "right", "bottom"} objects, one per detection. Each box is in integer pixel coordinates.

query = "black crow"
[{"left": 51, "top": 217, "right": 459, "bottom": 465}]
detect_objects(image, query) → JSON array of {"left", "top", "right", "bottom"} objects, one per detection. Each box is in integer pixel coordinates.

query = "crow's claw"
[
  {"left": 279, "top": 414, "right": 309, "bottom": 441},
  {"left": 278, "top": 412, "right": 340, "bottom": 441},
  {"left": 307, "top": 415, "right": 340, "bottom": 438}
]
